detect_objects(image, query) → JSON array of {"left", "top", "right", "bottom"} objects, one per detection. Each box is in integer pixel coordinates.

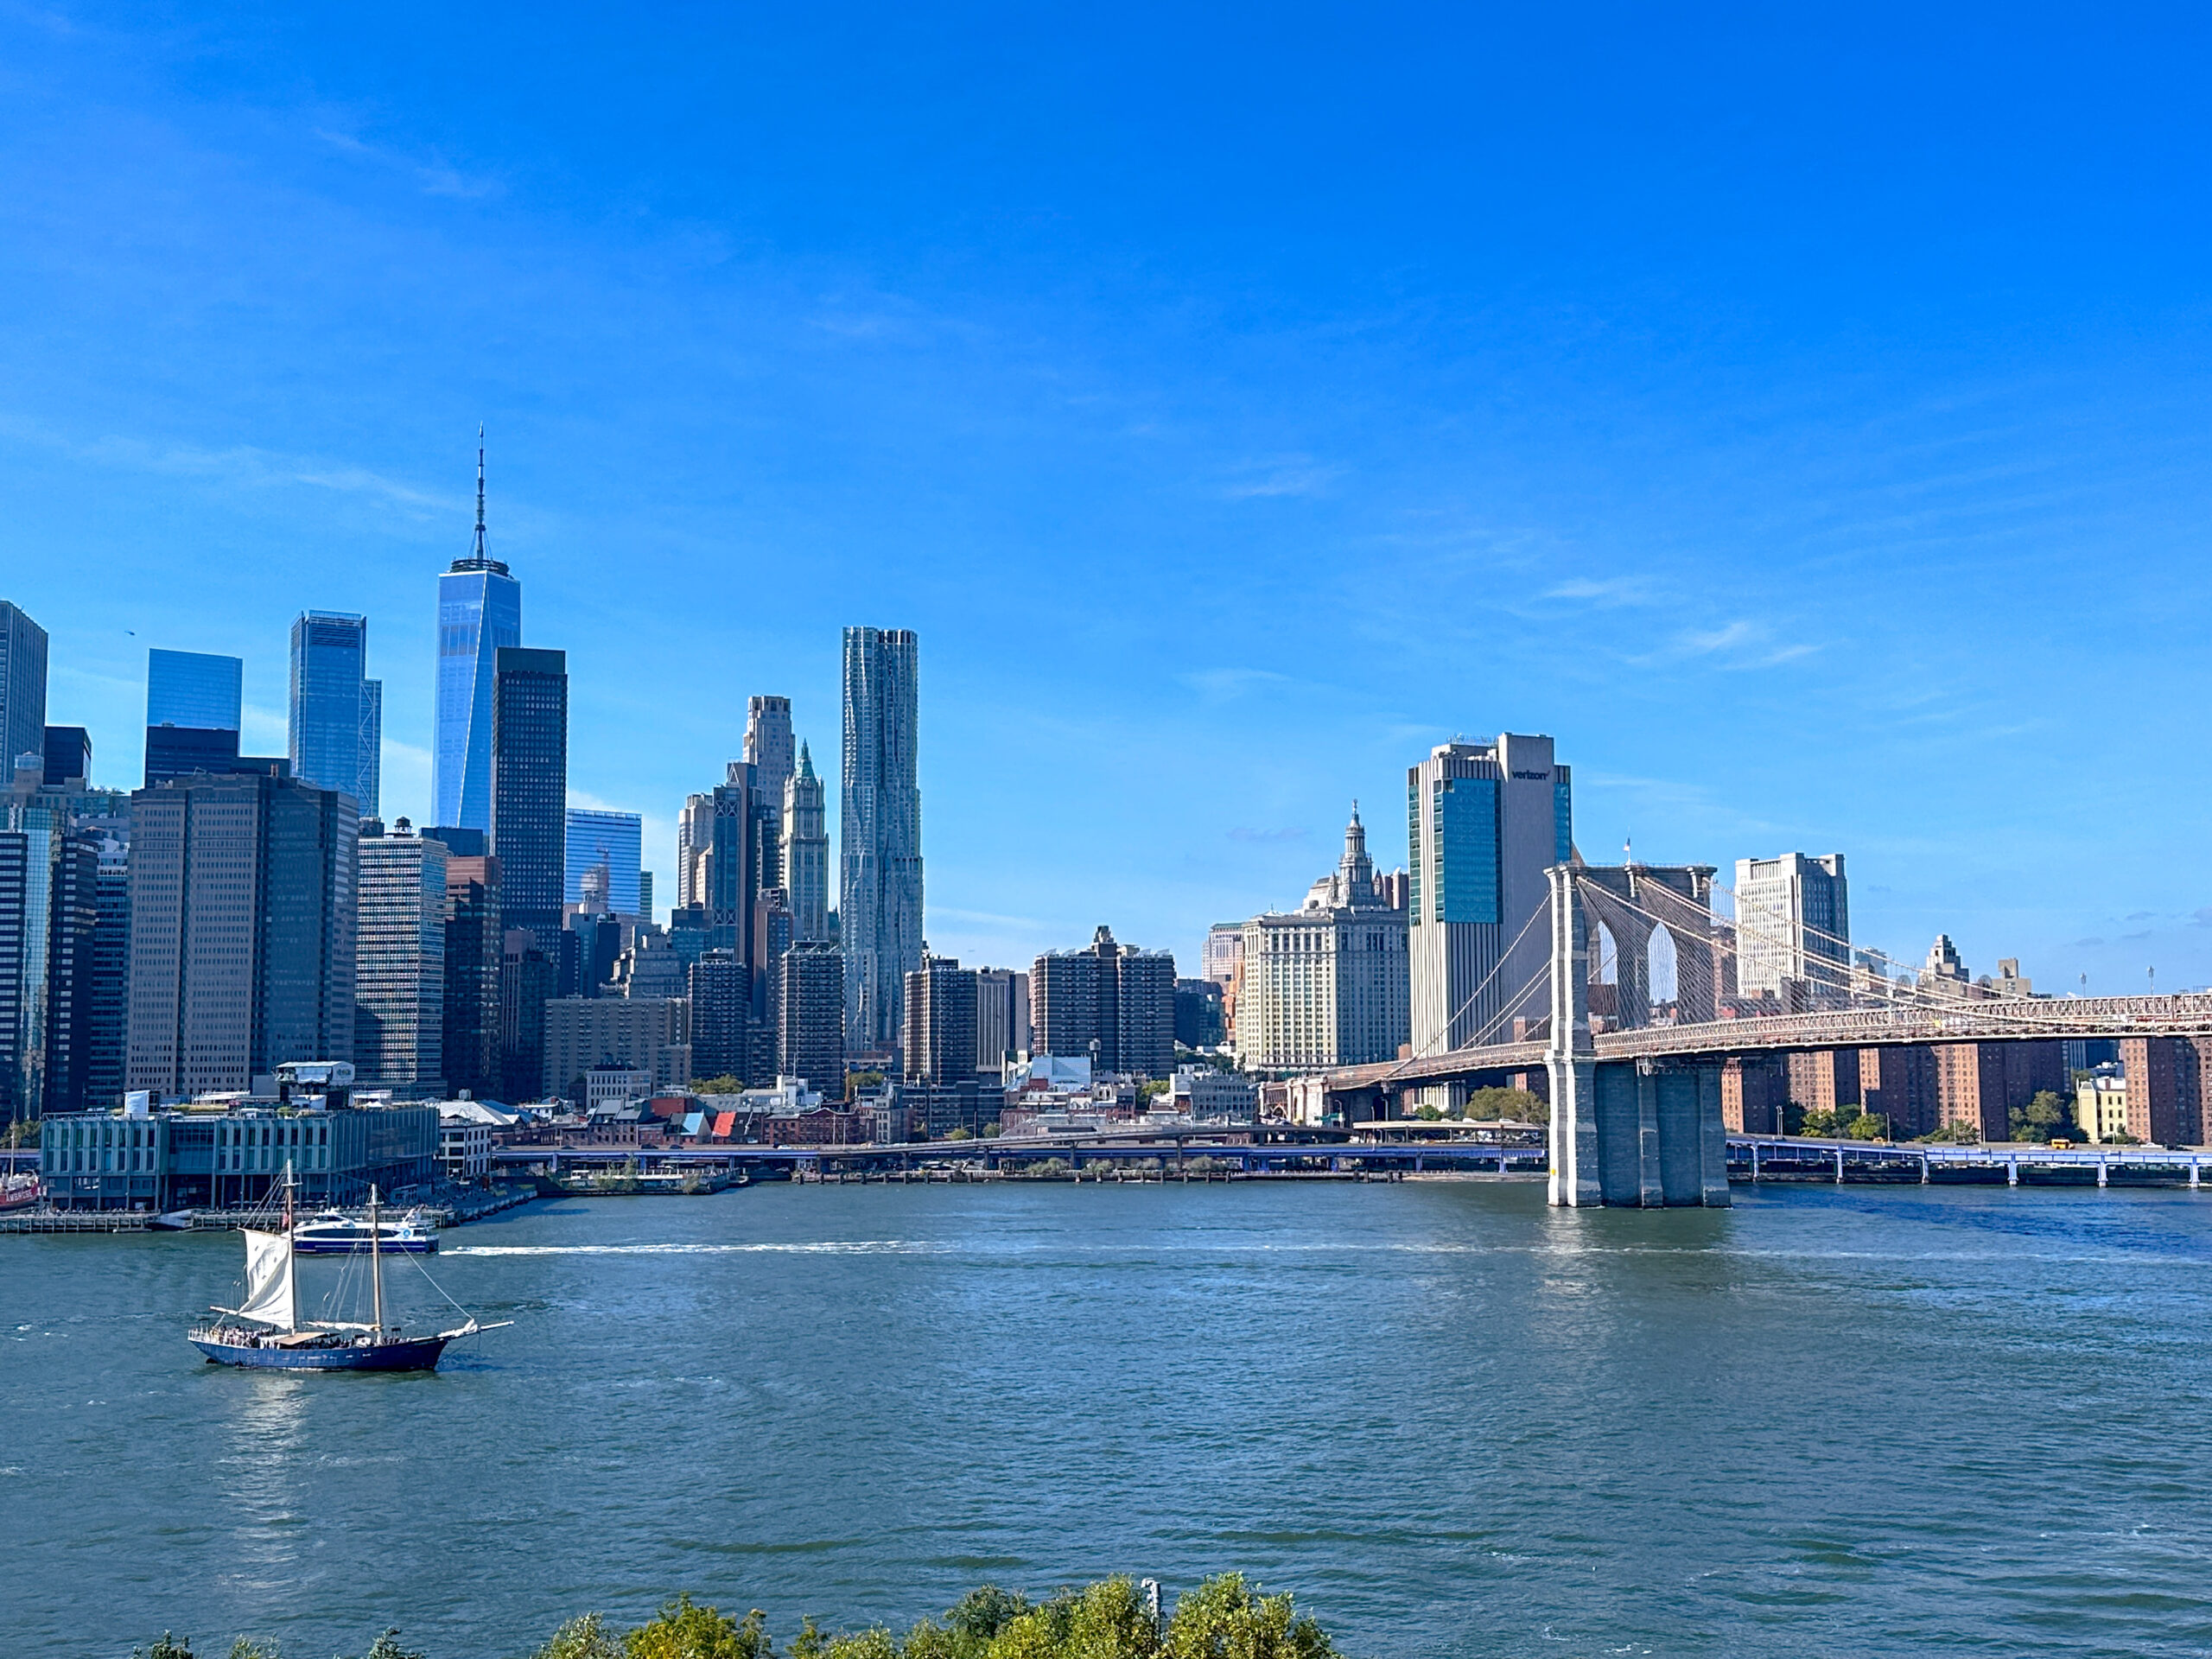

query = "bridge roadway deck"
[{"left": 1325, "top": 991, "right": 2212, "bottom": 1092}]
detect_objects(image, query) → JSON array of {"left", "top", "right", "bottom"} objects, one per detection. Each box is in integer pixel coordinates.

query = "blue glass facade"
[
  {"left": 1554, "top": 772, "right": 1573, "bottom": 864},
  {"left": 434, "top": 561, "right": 521, "bottom": 830},
  {"left": 1435, "top": 777, "right": 1500, "bottom": 924},
  {"left": 146, "top": 650, "right": 241, "bottom": 733},
  {"left": 564, "top": 808, "right": 643, "bottom": 913},
  {"left": 289, "top": 612, "right": 380, "bottom": 817}
]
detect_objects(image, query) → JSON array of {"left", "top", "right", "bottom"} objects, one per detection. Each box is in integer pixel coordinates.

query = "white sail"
[{"left": 233, "top": 1228, "right": 297, "bottom": 1330}]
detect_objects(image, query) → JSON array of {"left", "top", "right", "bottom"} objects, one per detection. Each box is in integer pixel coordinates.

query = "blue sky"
[{"left": 6, "top": 3, "right": 2212, "bottom": 990}]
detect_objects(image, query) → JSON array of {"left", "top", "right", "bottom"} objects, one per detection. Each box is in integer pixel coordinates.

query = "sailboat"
[{"left": 188, "top": 1172, "right": 503, "bottom": 1372}]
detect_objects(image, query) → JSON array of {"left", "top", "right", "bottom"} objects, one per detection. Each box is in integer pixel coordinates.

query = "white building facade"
[{"left": 1237, "top": 808, "right": 1410, "bottom": 1071}]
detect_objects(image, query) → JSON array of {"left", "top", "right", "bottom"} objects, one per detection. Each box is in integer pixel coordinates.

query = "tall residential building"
[
  {"left": 903, "top": 954, "right": 978, "bottom": 1084},
  {"left": 500, "top": 926, "right": 555, "bottom": 1102},
  {"left": 355, "top": 822, "right": 447, "bottom": 1093},
  {"left": 564, "top": 808, "right": 643, "bottom": 915},
  {"left": 1406, "top": 734, "right": 1572, "bottom": 1058},
  {"left": 1733, "top": 853, "right": 1850, "bottom": 1006},
  {"left": 779, "top": 943, "right": 845, "bottom": 1094},
  {"left": 144, "top": 649, "right": 251, "bottom": 785},
  {"left": 490, "top": 647, "right": 567, "bottom": 938},
  {"left": 433, "top": 438, "right": 524, "bottom": 831},
  {"left": 0, "top": 602, "right": 48, "bottom": 777},
  {"left": 125, "top": 774, "right": 358, "bottom": 1097},
  {"left": 745, "top": 696, "right": 796, "bottom": 828},
  {"left": 695, "top": 766, "right": 759, "bottom": 957},
  {"left": 289, "top": 611, "right": 381, "bottom": 817},
  {"left": 689, "top": 950, "right": 752, "bottom": 1083},
  {"left": 841, "top": 626, "right": 923, "bottom": 1055},
  {"left": 781, "top": 742, "right": 830, "bottom": 942},
  {"left": 975, "top": 967, "right": 1031, "bottom": 1071},
  {"left": 1031, "top": 926, "right": 1176, "bottom": 1078},
  {"left": 1237, "top": 807, "right": 1410, "bottom": 1071}
]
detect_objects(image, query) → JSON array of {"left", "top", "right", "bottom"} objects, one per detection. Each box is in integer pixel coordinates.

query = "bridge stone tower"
[{"left": 1547, "top": 863, "right": 1731, "bottom": 1208}]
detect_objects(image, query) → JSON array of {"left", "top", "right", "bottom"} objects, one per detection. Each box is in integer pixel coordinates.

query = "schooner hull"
[{"left": 192, "top": 1334, "right": 453, "bottom": 1371}]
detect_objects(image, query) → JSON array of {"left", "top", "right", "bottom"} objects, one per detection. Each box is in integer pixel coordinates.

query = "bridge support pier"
[
  {"left": 1547, "top": 866, "right": 1729, "bottom": 1208},
  {"left": 2097, "top": 1159, "right": 2108, "bottom": 1189},
  {"left": 2006, "top": 1158, "right": 2019, "bottom": 1187}
]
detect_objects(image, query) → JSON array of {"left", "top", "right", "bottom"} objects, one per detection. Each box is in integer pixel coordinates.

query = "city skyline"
[{"left": 11, "top": 11, "right": 2212, "bottom": 994}]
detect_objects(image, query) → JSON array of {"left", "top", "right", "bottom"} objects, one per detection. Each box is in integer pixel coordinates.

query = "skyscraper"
[
  {"left": 427, "top": 832, "right": 501, "bottom": 1101},
  {"left": 1406, "top": 733, "right": 1572, "bottom": 1062},
  {"left": 564, "top": 808, "right": 643, "bottom": 915},
  {"left": 434, "top": 436, "right": 523, "bottom": 831},
  {"left": 1237, "top": 807, "right": 1410, "bottom": 1070},
  {"left": 841, "top": 626, "right": 922, "bottom": 1055},
  {"left": 745, "top": 696, "right": 795, "bottom": 826},
  {"left": 289, "top": 611, "right": 382, "bottom": 817},
  {"left": 125, "top": 773, "right": 358, "bottom": 1097},
  {"left": 1733, "top": 853, "right": 1850, "bottom": 1007},
  {"left": 781, "top": 742, "right": 830, "bottom": 942},
  {"left": 355, "top": 821, "right": 447, "bottom": 1093},
  {"left": 975, "top": 967, "right": 1030, "bottom": 1071},
  {"left": 0, "top": 602, "right": 48, "bottom": 777},
  {"left": 490, "top": 647, "right": 567, "bottom": 938},
  {"left": 144, "top": 649, "right": 247, "bottom": 785}
]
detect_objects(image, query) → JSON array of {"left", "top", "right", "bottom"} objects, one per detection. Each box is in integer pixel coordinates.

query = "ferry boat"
[
  {"left": 290, "top": 1207, "right": 438, "bottom": 1255},
  {"left": 188, "top": 1175, "right": 504, "bottom": 1373}
]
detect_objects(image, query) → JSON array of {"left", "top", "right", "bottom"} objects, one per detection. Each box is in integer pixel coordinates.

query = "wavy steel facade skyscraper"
[
  {"left": 434, "top": 437, "right": 521, "bottom": 831},
  {"left": 840, "top": 627, "right": 922, "bottom": 1055}
]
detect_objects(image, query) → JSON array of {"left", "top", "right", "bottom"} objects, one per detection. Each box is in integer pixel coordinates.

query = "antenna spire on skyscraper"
[{"left": 472, "top": 424, "right": 488, "bottom": 562}]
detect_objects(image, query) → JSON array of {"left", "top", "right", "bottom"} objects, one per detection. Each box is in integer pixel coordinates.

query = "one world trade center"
[{"left": 434, "top": 433, "right": 522, "bottom": 831}]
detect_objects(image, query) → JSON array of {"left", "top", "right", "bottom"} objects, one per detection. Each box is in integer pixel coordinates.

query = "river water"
[{"left": 5, "top": 1178, "right": 2212, "bottom": 1659}]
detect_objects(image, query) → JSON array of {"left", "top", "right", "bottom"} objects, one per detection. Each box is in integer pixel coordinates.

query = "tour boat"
[
  {"left": 289, "top": 1206, "right": 439, "bottom": 1255},
  {"left": 189, "top": 1174, "right": 503, "bottom": 1372}
]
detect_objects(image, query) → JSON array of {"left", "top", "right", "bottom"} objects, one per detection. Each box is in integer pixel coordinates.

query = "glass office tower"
[
  {"left": 289, "top": 611, "right": 381, "bottom": 817},
  {"left": 434, "top": 439, "right": 521, "bottom": 831},
  {"left": 147, "top": 650, "right": 241, "bottom": 732},
  {"left": 564, "top": 808, "right": 642, "bottom": 914}
]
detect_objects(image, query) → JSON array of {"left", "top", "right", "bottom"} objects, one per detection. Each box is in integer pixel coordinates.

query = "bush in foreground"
[{"left": 130, "top": 1573, "right": 1338, "bottom": 1659}]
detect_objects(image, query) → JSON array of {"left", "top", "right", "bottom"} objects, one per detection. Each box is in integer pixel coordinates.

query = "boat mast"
[
  {"left": 369, "top": 1184, "right": 385, "bottom": 1340},
  {"left": 282, "top": 1160, "right": 297, "bottom": 1333}
]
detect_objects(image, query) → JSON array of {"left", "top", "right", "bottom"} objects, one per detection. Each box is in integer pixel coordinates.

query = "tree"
[
  {"left": 690, "top": 1076, "right": 747, "bottom": 1096},
  {"left": 1918, "top": 1120, "right": 1982, "bottom": 1144},
  {"left": 361, "top": 1634, "right": 428, "bottom": 1659},
  {"left": 1165, "top": 1575, "right": 1338, "bottom": 1659},
  {"left": 1137, "top": 1079, "right": 1171, "bottom": 1103},
  {"left": 131, "top": 1639, "right": 194, "bottom": 1659},
  {"left": 1797, "top": 1106, "right": 1841, "bottom": 1137},
  {"left": 1463, "top": 1086, "right": 1546, "bottom": 1126},
  {"left": 2009, "top": 1090, "right": 2075, "bottom": 1144},
  {"left": 1843, "top": 1111, "right": 1892, "bottom": 1141},
  {"left": 626, "top": 1596, "right": 771, "bottom": 1659},
  {"left": 531, "top": 1613, "right": 625, "bottom": 1659},
  {"left": 846, "top": 1071, "right": 886, "bottom": 1101}
]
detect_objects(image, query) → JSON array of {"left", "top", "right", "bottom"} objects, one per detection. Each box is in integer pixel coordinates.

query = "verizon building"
[{"left": 1406, "top": 734, "right": 1573, "bottom": 1072}]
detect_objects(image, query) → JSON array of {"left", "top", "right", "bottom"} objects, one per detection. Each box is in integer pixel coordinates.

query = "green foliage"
[
  {"left": 625, "top": 1595, "right": 771, "bottom": 1659},
  {"left": 1842, "top": 1111, "right": 1893, "bottom": 1141},
  {"left": 690, "top": 1077, "right": 748, "bottom": 1096},
  {"left": 1163, "top": 1573, "right": 1338, "bottom": 1659},
  {"left": 2008, "top": 1090, "right": 2075, "bottom": 1144},
  {"left": 1136, "top": 1079, "right": 1171, "bottom": 1102},
  {"left": 943, "top": 1127, "right": 974, "bottom": 1141},
  {"left": 1411, "top": 1105, "right": 1444, "bottom": 1122},
  {"left": 162, "top": 1574, "right": 1337, "bottom": 1659},
  {"left": 531, "top": 1613, "right": 626, "bottom": 1659},
  {"left": 1918, "top": 1120, "right": 1983, "bottom": 1144},
  {"left": 1461, "top": 1086, "right": 1546, "bottom": 1125},
  {"left": 1797, "top": 1106, "right": 1842, "bottom": 1137},
  {"left": 846, "top": 1071, "right": 886, "bottom": 1101}
]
